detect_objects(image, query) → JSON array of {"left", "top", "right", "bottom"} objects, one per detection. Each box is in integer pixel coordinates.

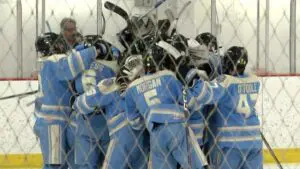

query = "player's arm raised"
[
  {"left": 52, "top": 47, "right": 98, "bottom": 80},
  {"left": 53, "top": 37, "right": 111, "bottom": 81}
]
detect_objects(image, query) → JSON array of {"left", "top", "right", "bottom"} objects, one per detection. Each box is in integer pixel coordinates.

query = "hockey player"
[
  {"left": 188, "top": 46, "right": 262, "bottom": 169},
  {"left": 178, "top": 32, "right": 222, "bottom": 149},
  {"left": 69, "top": 35, "right": 122, "bottom": 169},
  {"left": 125, "top": 37, "right": 207, "bottom": 169},
  {"left": 188, "top": 32, "right": 221, "bottom": 81},
  {"left": 72, "top": 55, "right": 148, "bottom": 169},
  {"left": 34, "top": 32, "right": 106, "bottom": 169}
]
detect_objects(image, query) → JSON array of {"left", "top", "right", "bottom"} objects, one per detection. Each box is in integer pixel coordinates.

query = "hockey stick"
[
  {"left": 260, "top": 132, "right": 284, "bottom": 169},
  {"left": 101, "top": 12, "right": 106, "bottom": 35},
  {"left": 138, "top": 0, "right": 168, "bottom": 21},
  {"left": 182, "top": 87, "right": 193, "bottom": 168},
  {"left": 0, "top": 90, "right": 38, "bottom": 101},
  {"left": 164, "top": 9, "right": 175, "bottom": 22},
  {"left": 104, "top": 1, "right": 130, "bottom": 24},
  {"left": 46, "top": 21, "right": 52, "bottom": 32},
  {"left": 183, "top": 88, "right": 209, "bottom": 169},
  {"left": 168, "top": 1, "right": 192, "bottom": 36}
]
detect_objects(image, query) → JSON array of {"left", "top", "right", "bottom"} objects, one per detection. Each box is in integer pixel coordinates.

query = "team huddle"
[{"left": 33, "top": 6, "right": 262, "bottom": 169}]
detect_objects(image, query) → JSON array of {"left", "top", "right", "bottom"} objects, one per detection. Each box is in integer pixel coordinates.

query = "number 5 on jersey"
[{"left": 144, "top": 89, "right": 161, "bottom": 106}]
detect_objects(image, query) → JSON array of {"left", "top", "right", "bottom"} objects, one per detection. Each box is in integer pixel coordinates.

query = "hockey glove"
[{"left": 185, "top": 68, "right": 209, "bottom": 87}]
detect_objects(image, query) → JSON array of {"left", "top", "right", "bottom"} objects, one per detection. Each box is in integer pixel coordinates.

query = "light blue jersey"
[
  {"left": 35, "top": 47, "right": 97, "bottom": 121},
  {"left": 188, "top": 73, "right": 262, "bottom": 149},
  {"left": 125, "top": 70, "right": 185, "bottom": 131},
  {"left": 73, "top": 77, "right": 148, "bottom": 169},
  {"left": 33, "top": 47, "right": 97, "bottom": 168}
]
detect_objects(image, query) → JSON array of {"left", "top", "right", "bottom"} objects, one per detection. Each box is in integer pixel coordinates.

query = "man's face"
[{"left": 63, "top": 22, "right": 76, "bottom": 43}]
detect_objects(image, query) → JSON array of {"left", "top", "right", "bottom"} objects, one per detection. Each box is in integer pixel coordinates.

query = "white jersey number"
[
  {"left": 236, "top": 94, "right": 258, "bottom": 118},
  {"left": 144, "top": 89, "right": 161, "bottom": 106}
]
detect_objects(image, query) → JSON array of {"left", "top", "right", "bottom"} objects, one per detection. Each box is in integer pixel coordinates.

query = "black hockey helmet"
[
  {"left": 35, "top": 32, "right": 65, "bottom": 56},
  {"left": 195, "top": 32, "right": 218, "bottom": 52},
  {"left": 167, "top": 34, "right": 189, "bottom": 69},
  {"left": 145, "top": 34, "right": 188, "bottom": 73},
  {"left": 223, "top": 46, "right": 248, "bottom": 75},
  {"left": 117, "top": 15, "right": 154, "bottom": 54},
  {"left": 84, "top": 35, "right": 121, "bottom": 61}
]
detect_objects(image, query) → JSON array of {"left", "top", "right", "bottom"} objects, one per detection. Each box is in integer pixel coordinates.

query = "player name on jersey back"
[
  {"left": 237, "top": 83, "right": 259, "bottom": 94},
  {"left": 136, "top": 78, "right": 162, "bottom": 94}
]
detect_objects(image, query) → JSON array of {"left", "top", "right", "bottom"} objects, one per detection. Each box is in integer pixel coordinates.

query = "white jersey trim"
[
  {"left": 49, "top": 124, "right": 61, "bottom": 164},
  {"left": 149, "top": 109, "right": 185, "bottom": 119},
  {"left": 35, "top": 111, "right": 76, "bottom": 127},
  {"left": 75, "top": 51, "right": 85, "bottom": 72},
  {"left": 107, "top": 113, "right": 123, "bottom": 125},
  {"left": 68, "top": 54, "right": 77, "bottom": 77},
  {"left": 41, "top": 105, "right": 71, "bottom": 112},
  {"left": 128, "top": 116, "right": 144, "bottom": 130},
  {"left": 102, "top": 138, "right": 116, "bottom": 169},
  {"left": 218, "top": 135, "right": 261, "bottom": 142},
  {"left": 190, "top": 123, "right": 205, "bottom": 129},
  {"left": 81, "top": 95, "right": 95, "bottom": 113},
  {"left": 218, "top": 125, "right": 261, "bottom": 131},
  {"left": 188, "top": 127, "right": 208, "bottom": 166},
  {"left": 109, "top": 119, "right": 129, "bottom": 136}
]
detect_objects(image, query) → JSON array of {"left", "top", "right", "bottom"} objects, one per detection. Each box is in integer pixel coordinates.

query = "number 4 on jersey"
[
  {"left": 236, "top": 94, "right": 258, "bottom": 118},
  {"left": 144, "top": 89, "right": 161, "bottom": 106}
]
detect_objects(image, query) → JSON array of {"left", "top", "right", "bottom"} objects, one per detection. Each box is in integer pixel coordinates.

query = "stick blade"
[{"left": 104, "top": 1, "right": 130, "bottom": 22}]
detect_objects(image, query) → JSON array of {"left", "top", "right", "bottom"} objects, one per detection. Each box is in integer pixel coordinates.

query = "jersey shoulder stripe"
[
  {"left": 128, "top": 70, "right": 176, "bottom": 88},
  {"left": 219, "top": 74, "right": 259, "bottom": 88}
]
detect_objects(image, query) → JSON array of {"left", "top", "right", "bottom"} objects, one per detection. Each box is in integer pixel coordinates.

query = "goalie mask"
[
  {"left": 123, "top": 55, "right": 145, "bottom": 81},
  {"left": 116, "top": 55, "right": 145, "bottom": 92},
  {"left": 223, "top": 46, "right": 248, "bottom": 75},
  {"left": 35, "top": 32, "right": 66, "bottom": 57}
]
